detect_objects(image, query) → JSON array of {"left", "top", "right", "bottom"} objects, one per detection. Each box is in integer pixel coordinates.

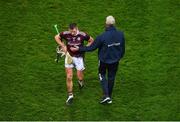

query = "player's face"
[{"left": 69, "top": 28, "right": 78, "bottom": 36}]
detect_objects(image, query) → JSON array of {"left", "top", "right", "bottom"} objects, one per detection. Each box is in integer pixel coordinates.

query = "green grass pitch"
[{"left": 0, "top": 0, "right": 179, "bottom": 120}]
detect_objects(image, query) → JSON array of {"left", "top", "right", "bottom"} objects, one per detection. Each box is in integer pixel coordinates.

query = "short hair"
[
  {"left": 106, "top": 16, "right": 115, "bottom": 25},
  {"left": 69, "top": 23, "right": 77, "bottom": 29}
]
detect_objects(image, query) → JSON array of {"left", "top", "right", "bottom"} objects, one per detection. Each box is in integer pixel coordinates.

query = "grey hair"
[{"left": 106, "top": 15, "right": 115, "bottom": 25}]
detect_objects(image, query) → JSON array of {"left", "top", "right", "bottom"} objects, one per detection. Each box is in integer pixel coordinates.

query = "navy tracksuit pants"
[{"left": 98, "top": 61, "right": 119, "bottom": 98}]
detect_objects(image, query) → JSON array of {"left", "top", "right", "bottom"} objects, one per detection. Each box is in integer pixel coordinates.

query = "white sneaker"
[
  {"left": 100, "top": 97, "right": 111, "bottom": 104},
  {"left": 66, "top": 95, "right": 73, "bottom": 105},
  {"left": 107, "top": 99, "right": 112, "bottom": 104}
]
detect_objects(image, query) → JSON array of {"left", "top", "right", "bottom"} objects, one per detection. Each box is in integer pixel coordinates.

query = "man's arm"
[
  {"left": 79, "top": 36, "right": 101, "bottom": 52},
  {"left": 54, "top": 34, "right": 67, "bottom": 52},
  {"left": 70, "top": 36, "right": 101, "bottom": 52}
]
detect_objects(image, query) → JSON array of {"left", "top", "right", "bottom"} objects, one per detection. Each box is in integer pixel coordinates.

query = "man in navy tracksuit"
[{"left": 70, "top": 16, "right": 125, "bottom": 104}]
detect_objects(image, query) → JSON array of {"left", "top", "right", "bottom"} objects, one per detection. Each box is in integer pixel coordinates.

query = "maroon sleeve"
[
  {"left": 59, "top": 32, "right": 65, "bottom": 39},
  {"left": 84, "top": 33, "right": 90, "bottom": 41}
]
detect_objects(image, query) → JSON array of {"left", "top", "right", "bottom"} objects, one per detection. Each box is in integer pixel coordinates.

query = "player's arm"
[
  {"left": 86, "top": 36, "right": 94, "bottom": 46},
  {"left": 54, "top": 34, "right": 67, "bottom": 52}
]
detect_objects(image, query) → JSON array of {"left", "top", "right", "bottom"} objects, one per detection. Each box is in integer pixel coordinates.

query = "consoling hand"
[{"left": 70, "top": 46, "right": 79, "bottom": 52}]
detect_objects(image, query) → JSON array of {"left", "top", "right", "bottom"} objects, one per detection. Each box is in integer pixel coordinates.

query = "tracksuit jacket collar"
[{"left": 105, "top": 26, "right": 116, "bottom": 31}]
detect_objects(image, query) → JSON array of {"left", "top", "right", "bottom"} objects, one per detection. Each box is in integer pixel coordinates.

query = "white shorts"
[{"left": 65, "top": 57, "right": 85, "bottom": 71}]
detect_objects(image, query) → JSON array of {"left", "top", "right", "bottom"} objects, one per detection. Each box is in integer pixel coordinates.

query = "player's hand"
[
  {"left": 56, "top": 46, "right": 65, "bottom": 57},
  {"left": 70, "top": 46, "right": 79, "bottom": 52},
  {"left": 62, "top": 45, "right": 67, "bottom": 53}
]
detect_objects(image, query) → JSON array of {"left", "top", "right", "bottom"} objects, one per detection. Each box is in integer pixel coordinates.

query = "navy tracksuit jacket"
[{"left": 79, "top": 26, "right": 125, "bottom": 97}]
